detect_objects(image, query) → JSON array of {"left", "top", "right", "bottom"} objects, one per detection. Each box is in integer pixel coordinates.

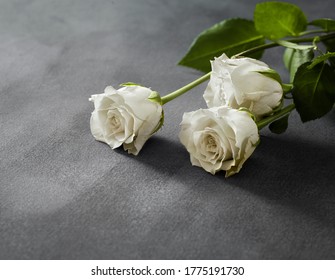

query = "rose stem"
[
  {"left": 161, "top": 72, "right": 211, "bottom": 104},
  {"left": 256, "top": 103, "right": 296, "bottom": 130}
]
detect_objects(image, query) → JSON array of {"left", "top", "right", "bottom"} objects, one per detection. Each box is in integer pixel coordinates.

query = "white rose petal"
[
  {"left": 203, "top": 53, "right": 283, "bottom": 120},
  {"left": 89, "top": 85, "right": 163, "bottom": 155},
  {"left": 179, "top": 106, "right": 259, "bottom": 177}
]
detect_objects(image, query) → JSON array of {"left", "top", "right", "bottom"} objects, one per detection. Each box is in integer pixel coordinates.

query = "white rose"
[
  {"left": 89, "top": 85, "right": 163, "bottom": 155},
  {"left": 203, "top": 53, "right": 283, "bottom": 120},
  {"left": 179, "top": 106, "right": 259, "bottom": 177}
]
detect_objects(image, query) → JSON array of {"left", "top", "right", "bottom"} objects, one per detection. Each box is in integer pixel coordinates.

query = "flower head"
[
  {"left": 203, "top": 54, "right": 283, "bottom": 120},
  {"left": 89, "top": 85, "right": 163, "bottom": 155},
  {"left": 179, "top": 106, "right": 259, "bottom": 177}
]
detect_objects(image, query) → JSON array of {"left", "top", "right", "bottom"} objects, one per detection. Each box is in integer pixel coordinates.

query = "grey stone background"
[{"left": 1, "top": 0, "right": 335, "bottom": 259}]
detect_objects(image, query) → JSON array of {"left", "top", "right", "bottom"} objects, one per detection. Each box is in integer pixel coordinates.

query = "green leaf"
[
  {"left": 283, "top": 47, "right": 314, "bottom": 82},
  {"left": 178, "top": 18, "right": 265, "bottom": 73},
  {"left": 292, "top": 62, "right": 335, "bottom": 122},
  {"left": 254, "top": 1, "right": 307, "bottom": 40},
  {"left": 269, "top": 114, "right": 289, "bottom": 134},
  {"left": 307, "top": 52, "right": 335, "bottom": 69},
  {"left": 309, "top": 18, "right": 335, "bottom": 32}
]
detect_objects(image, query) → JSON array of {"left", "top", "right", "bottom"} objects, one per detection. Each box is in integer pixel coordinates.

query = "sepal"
[{"left": 148, "top": 91, "right": 162, "bottom": 105}]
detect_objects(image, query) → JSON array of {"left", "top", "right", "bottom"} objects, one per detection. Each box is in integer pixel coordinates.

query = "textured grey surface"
[{"left": 1, "top": 0, "right": 335, "bottom": 259}]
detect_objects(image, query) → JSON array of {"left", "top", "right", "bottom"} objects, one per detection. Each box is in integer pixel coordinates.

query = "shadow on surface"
[
  {"left": 114, "top": 135, "right": 190, "bottom": 176},
  {"left": 118, "top": 133, "right": 335, "bottom": 226},
  {"left": 228, "top": 135, "right": 335, "bottom": 224}
]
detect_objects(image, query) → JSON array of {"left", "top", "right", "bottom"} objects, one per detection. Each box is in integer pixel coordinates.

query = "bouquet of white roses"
[{"left": 90, "top": 1, "right": 335, "bottom": 177}]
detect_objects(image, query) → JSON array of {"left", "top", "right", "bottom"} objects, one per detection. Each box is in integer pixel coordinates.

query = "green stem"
[
  {"left": 299, "top": 29, "right": 327, "bottom": 36},
  {"left": 257, "top": 103, "right": 296, "bottom": 130},
  {"left": 232, "top": 42, "right": 277, "bottom": 58},
  {"left": 233, "top": 32, "right": 335, "bottom": 58},
  {"left": 293, "top": 32, "right": 335, "bottom": 43},
  {"left": 161, "top": 32, "right": 335, "bottom": 104},
  {"left": 161, "top": 72, "right": 211, "bottom": 104}
]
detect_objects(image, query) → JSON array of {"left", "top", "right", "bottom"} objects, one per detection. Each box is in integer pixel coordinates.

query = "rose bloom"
[
  {"left": 179, "top": 106, "right": 259, "bottom": 177},
  {"left": 203, "top": 53, "right": 283, "bottom": 120},
  {"left": 89, "top": 85, "right": 163, "bottom": 155}
]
